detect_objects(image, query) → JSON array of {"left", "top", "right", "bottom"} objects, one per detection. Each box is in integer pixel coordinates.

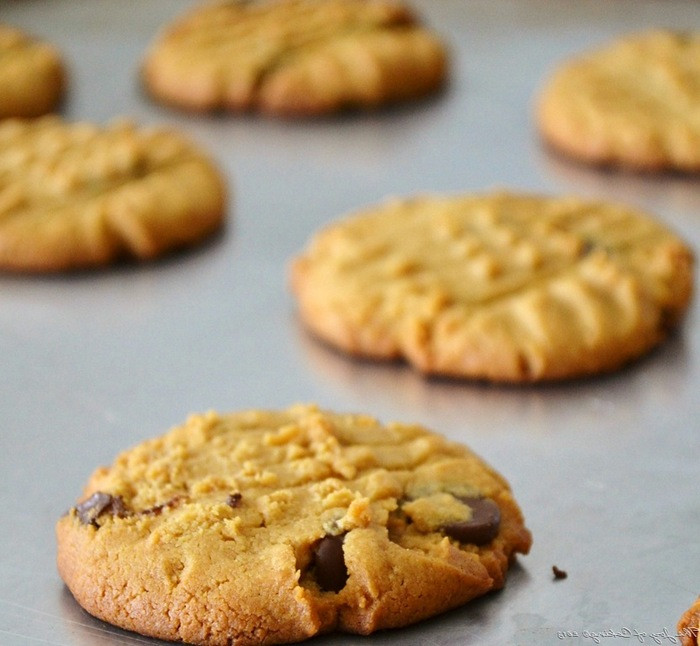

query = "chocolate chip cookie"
[
  {"left": 290, "top": 192, "right": 693, "bottom": 382},
  {"left": 537, "top": 30, "right": 700, "bottom": 172},
  {"left": 0, "top": 116, "right": 226, "bottom": 272},
  {"left": 141, "top": 0, "right": 447, "bottom": 116},
  {"left": 56, "top": 404, "right": 531, "bottom": 646},
  {"left": 0, "top": 24, "right": 65, "bottom": 118}
]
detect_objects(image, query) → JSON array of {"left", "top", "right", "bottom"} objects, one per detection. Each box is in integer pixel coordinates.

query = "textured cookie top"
[
  {"left": 0, "top": 24, "right": 65, "bottom": 118},
  {"left": 0, "top": 116, "right": 225, "bottom": 272},
  {"left": 142, "top": 0, "right": 447, "bottom": 116},
  {"left": 291, "top": 192, "right": 693, "bottom": 382},
  {"left": 537, "top": 30, "right": 700, "bottom": 171},
  {"left": 56, "top": 405, "right": 530, "bottom": 646}
]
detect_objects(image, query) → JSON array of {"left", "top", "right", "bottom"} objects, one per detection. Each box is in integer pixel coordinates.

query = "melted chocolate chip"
[
  {"left": 141, "top": 496, "right": 182, "bottom": 516},
  {"left": 552, "top": 565, "right": 568, "bottom": 580},
  {"left": 226, "top": 492, "right": 242, "bottom": 508},
  {"left": 312, "top": 535, "right": 348, "bottom": 593},
  {"left": 141, "top": 503, "right": 166, "bottom": 516},
  {"left": 110, "top": 496, "right": 127, "bottom": 517},
  {"left": 75, "top": 492, "right": 127, "bottom": 527},
  {"left": 442, "top": 497, "right": 501, "bottom": 545}
]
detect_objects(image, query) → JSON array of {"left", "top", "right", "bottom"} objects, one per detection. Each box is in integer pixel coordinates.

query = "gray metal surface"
[{"left": 1, "top": 1, "right": 699, "bottom": 644}]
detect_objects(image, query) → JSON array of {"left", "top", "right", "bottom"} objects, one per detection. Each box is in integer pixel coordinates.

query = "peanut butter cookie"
[
  {"left": 679, "top": 598, "right": 700, "bottom": 646},
  {"left": 290, "top": 192, "right": 693, "bottom": 382},
  {"left": 142, "top": 0, "right": 447, "bottom": 116},
  {"left": 0, "top": 24, "right": 65, "bottom": 119},
  {"left": 0, "top": 116, "right": 226, "bottom": 272},
  {"left": 56, "top": 404, "right": 531, "bottom": 646},
  {"left": 537, "top": 31, "right": 700, "bottom": 172}
]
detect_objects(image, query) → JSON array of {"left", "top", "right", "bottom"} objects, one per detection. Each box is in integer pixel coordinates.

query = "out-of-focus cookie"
[
  {"left": 679, "top": 598, "right": 700, "bottom": 646},
  {"left": 0, "top": 24, "right": 65, "bottom": 119},
  {"left": 0, "top": 116, "right": 226, "bottom": 272},
  {"left": 142, "top": 0, "right": 447, "bottom": 116},
  {"left": 536, "top": 30, "right": 700, "bottom": 172},
  {"left": 290, "top": 192, "right": 693, "bottom": 382},
  {"left": 56, "top": 404, "right": 531, "bottom": 646}
]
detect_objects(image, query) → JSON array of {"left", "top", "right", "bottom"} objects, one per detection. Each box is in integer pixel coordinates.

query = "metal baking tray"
[{"left": 2, "top": 1, "right": 699, "bottom": 644}]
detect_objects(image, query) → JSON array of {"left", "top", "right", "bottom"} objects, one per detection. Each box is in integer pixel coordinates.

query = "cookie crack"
[
  {"left": 0, "top": 153, "right": 195, "bottom": 223},
  {"left": 383, "top": 254, "right": 591, "bottom": 317},
  {"left": 252, "top": 16, "right": 415, "bottom": 101},
  {"left": 443, "top": 235, "right": 658, "bottom": 313}
]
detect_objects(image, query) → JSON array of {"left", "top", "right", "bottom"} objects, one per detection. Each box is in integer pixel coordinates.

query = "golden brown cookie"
[
  {"left": 0, "top": 116, "right": 226, "bottom": 272},
  {"left": 290, "top": 192, "right": 693, "bottom": 382},
  {"left": 679, "top": 598, "right": 700, "bottom": 646},
  {"left": 56, "top": 404, "right": 531, "bottom": 646},
  {"left": 0, "top": 24, "right": 65, "bottom": 119},
  {"left": 141, "top": 0, "right": 447, "bottom": 116},
  {"left": 536, "top": 30, "right": 700, "bottom": 172}
]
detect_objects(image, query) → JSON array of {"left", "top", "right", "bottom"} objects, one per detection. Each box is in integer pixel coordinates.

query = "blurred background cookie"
[
  {"left": 57, "top": 404, "right": 530, "bottom": 646},
  {"left": 679, "top": 598, "right": 700, "bottom": 646},
  {"left": 0, "top": 24, "right": 65, "bottom": 119},
  {"left": 290, "top": 192, "right": 693, "bottom": 382},
  {"left": 536, "top": 31, "right": 700, "bottom": 172},
  {"left": 0, "top": 116, "right": 226, "bottom": 272},
  {"left": 141, "top": 0, "right": 447, "bottom": 116}
]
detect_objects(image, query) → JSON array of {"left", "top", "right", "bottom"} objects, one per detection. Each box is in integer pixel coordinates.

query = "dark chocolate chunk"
[
  {"left": 552, "top": 565, "right": 568, "bottom": 580},
  {"left": 442, "top": 497, "right": 500, "bottom": 545},
  {"left": 75, "top": 492, "right": 126, "bottom": 527},
  {"left": 226, "top": 492, "right": 243, "bottom": 508},
  {"left": 312, "top": 535, "right": 348, "bottom": 593}
]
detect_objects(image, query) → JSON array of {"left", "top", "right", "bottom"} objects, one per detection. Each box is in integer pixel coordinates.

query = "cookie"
[
  {"left": 0, "top": 24, "right": 65, "bottom": 119},
  {"left": 290, "top": 192, "right": 693, "bottom": 382},
  {"left": 679, "top": 598, "right": 700, "bottom": 646},
  {"left": 0, "top": 116, "right": 226, "bottom": 272},
  {"left": 536, "top": 30, "right": 700, "bottom": 172},
  {"left": 141, "top": 0, "right": 447, "bottom": 116},
  {"left": 56, "top": 404, "right": 531, "bottom": 646}
]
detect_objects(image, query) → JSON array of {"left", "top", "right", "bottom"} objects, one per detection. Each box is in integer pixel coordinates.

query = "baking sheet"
[{"left": 1, "top": 1, "right": 699, "bottom": 644}]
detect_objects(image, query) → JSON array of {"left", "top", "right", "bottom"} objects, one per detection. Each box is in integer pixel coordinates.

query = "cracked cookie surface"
[
  {"left": 0, "top": 24, "right": 65, "bottom": 118},
  {"left": 141, "top": 0, "right": 447, "bottom": 116},
  {"left": 56, "top": 404, "right": 531, "bottom": 646},
  {"left": 290, "top": 192, "right": 693, "bottom": 382},
  {"left": 537, "top": 30, "right": 700, "bottom": 171},
  {"left": 0, "top": 116, "right": 226, "bottom": 272}
]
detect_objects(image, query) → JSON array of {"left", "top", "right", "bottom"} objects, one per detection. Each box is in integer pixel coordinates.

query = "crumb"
[{"left": 552, "top": 565, "right": 567, "bottom": 580}]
